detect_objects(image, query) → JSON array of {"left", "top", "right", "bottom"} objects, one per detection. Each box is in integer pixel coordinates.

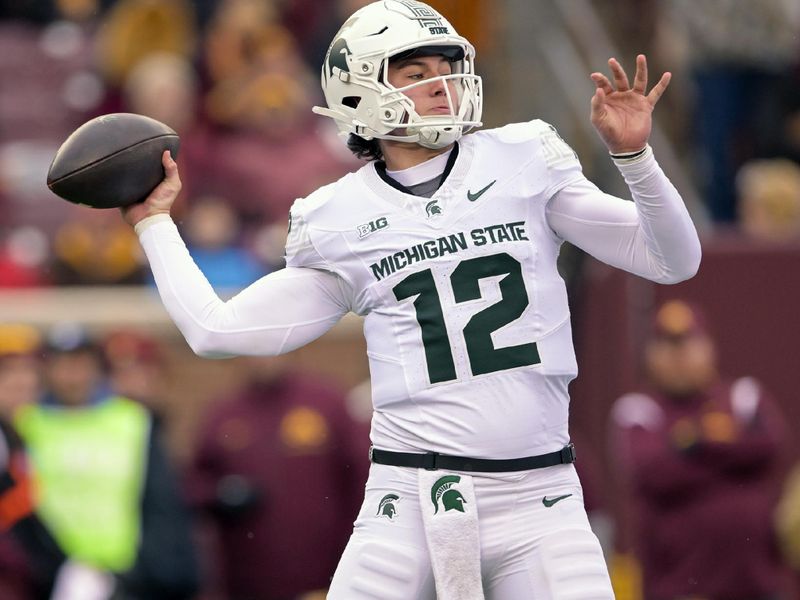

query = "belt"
[{"left": 369, "top": 443, "right": 576, "bottom": 473}]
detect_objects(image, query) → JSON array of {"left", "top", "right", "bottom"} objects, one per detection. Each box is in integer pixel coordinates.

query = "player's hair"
[{"left": 347, "top": 134, "right": 383, "bottom": 161}]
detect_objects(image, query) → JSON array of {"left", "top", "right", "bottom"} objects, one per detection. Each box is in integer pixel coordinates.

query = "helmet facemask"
[
  {"left": 374, "top": 47, "right": 483, "bottom": 148},
  {"left": 313, "top": 1, "right": 483, "bottom": 151}
]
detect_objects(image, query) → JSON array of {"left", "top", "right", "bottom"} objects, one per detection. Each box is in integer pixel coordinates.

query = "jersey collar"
[{"left": 374, "top": 143, "right": 460, "bottom": 196}]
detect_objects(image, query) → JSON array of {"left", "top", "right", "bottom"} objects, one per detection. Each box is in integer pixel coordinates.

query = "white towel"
[{"left": 418, "top": 469, "right": 485, "bottom": 600}]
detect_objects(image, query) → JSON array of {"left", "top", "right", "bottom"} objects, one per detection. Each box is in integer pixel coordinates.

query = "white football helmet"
[{"left": 312, "top": 0, "right": 483, "bottom": 149}]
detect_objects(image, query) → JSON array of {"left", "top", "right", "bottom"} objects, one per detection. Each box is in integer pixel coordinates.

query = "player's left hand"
[{"left": 589, "top": 54, "right": 670, "bottom": 154}]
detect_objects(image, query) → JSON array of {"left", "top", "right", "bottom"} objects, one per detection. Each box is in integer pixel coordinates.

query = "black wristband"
[{"left": 610, "top": 146, "right": 648, "bottom": 160}]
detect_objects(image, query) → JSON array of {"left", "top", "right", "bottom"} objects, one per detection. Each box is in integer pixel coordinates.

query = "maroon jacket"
[
  {"left": 610, "top": 377, "right": 788, "bottom": 600},
  {"left": 185, "top": 372, "right": 370, "bottom": 600}
]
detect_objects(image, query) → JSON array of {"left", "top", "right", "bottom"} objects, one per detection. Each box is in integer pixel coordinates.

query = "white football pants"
[{"left": 328, "top": 462, "right": 614, "bottom": 599}]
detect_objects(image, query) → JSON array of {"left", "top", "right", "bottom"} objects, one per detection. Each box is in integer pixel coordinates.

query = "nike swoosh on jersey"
[
  {"left": 467, "top": 180, "right": 496, "bottom": 202},
  {"left": 542, "top": 493, "right": 573, "bottom": 508}
]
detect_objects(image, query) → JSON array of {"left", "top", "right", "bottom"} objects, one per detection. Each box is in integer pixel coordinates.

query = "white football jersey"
[{"left": 285, "top": 120, "right": 587, "bottom": 458}]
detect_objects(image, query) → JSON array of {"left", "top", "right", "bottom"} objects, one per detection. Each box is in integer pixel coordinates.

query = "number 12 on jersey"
[{"left": 393, "top": 252, "right": 541, "bottom": 384}]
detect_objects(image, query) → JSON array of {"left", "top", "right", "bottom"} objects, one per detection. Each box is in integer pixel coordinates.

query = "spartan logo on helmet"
[
  {"left": 431, "top": 475, "right": 466, "bottom": 514},
  {"left": 326, "top": 37, "right": 352, "bottom": 80},
  {"left": 377, "top": 493, "right": 400, "bottom": 520},
  {"left": 425, "top": 200, "right": 442, "bottom": 218}
]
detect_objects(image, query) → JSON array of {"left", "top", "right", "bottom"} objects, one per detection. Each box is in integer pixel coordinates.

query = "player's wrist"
[
  {"left": 611, "top": 144, "right": 653, "bottom": 167},
  {"left": 133, "top": 213, "right": 173, "bottom": 236},
  {"left": 609, "top": 145, "right": 648, "bottom": 159}
]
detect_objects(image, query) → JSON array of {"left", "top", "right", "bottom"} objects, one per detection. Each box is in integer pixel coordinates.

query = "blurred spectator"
[
  {"left": 49, "top": 206, "right": 145, "bottom": 285},
  {"left": 119, "top": 51, "right": 203, "bottom": 219},
  {"left": 181, "top": 196, "right": 269, "bottom": 292},
  {"left": 13, "top": 323, "right": 200, "bottom": 599},
  {"left": 122, "top": 51, "right": 199, "bottom": 135},
  {"left": 189, "top": 16, "right": 358, "bottom": 225},
  {"left": 755, "top": 64, "right": 800, "bottom": 165},
  {"left": 278, "top": 0, "right": 371, "bottom": 70},
  {"left": 609, "top": 300, "right": 789, "bottom": 600},
  {"left": 0, "top": 420, "right": 65, "bottom": 600},
  {"left": 94, "top": 0, "right": 196, "bottom": 90},
  {"left": 663, "top": 0, "right": 800, "bottom": 223},
  {"left": 0, "top": 17, "right": 101, "bottom": 233},
  {"left": 103, "top": 329, "right": 169, "bottom": 417},
  {"left": 0, "top": 325, "right": 66, "bottom": 600},
  {"left": 201, "top": 0, "right": 280, "bottom": 86},
  {"left": 186, "top": 355, "right": 370, "bottom": 600},
  {"left": 776, "top": 463, "right": 800, "bottom": 570},
  {"left": 736, "top": 158, "right": 800, "bottom": 242},
  {"left": 0, "top": 226, "right": 50, "bottom": 287},
  {"left": 0, "top": 325, "right": 41, "bottom": 419}
]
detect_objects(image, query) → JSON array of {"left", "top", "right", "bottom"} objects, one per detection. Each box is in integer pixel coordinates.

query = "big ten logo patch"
[{"left": 357, "top": 216, "right": 389, "bottom": 238}]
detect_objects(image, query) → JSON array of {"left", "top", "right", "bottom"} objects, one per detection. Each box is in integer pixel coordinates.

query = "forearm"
[
  {"left": 614, "top": 147, "right": 701, "bottom": 281},
  {"left": 547, "top": 147, "right": 701, "bottom": 283},
  {"left": 137, "top": 216, "right": 349, "bottom": 357}
]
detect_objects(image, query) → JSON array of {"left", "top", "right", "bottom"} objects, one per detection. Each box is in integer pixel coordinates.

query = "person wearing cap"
[
  {"left": 12, "top": 324, "right": 200, "bottom": 600},
  {"left": 609, "top": 300, "right": 789, "bottom": 600},
  {"left": 120, "top": 1, "right": 701, "bottom": 596}
]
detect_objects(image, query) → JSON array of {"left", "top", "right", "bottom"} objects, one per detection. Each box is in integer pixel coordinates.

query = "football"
[{"left": 46, "top": 113, "right": 180, "bottom": 209}]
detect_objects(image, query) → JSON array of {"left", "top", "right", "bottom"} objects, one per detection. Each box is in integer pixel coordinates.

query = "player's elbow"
[
  {"left": 187, "top": 338, "right": 230, "bottom": 359},
  {"left": 184, "top": 328, "right": 285, "bottom": 359},
  {"left": 659, "top": 243, "right": 702, "bottom": 284},
  {"left": 183, "top": 329, "right": 236, "bottom": 359}
]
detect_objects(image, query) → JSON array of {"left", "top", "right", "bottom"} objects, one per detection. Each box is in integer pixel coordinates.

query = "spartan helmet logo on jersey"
[
  {"left": 377, "top": 493, "right": 400, "bottom": 520},
  {"left": 425, "top": 200, "right": 442, "bottom": 218},
  {"left": 431, "top": 475, "right": 466, "bottom": 514},
  {"left": 313, "top": 0, "right": 483, "bottom": 149}
]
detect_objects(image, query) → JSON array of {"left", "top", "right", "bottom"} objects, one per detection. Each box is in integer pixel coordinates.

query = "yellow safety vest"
[{"left": 15, "top": 397, "right": 149, "bottom": 571}]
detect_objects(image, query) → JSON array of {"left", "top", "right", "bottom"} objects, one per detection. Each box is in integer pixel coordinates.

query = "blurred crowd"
[
  {"left": 0, "top": 0, "right": 798, "bottom": 289},
  {"left": 0, "top": 0, "right": 371, "bottom": 288},
  {"left": 1, "top": 0, "right": 800, "bottom": 599},
  {"left": 3, "top": 306, "right": 800, "bottom": 599},
  {"left": 0, "top": 322, "right": 371, "bottom": 600}
]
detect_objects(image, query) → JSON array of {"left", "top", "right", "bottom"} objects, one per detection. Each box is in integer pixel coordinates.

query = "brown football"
[{"left": 46, "top": 113, "right": 180, "bottom": 209}]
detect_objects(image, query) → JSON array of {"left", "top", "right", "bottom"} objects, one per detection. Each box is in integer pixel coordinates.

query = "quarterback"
[{"left": 124, "top": 1, "right": 701, "bottom": 598}]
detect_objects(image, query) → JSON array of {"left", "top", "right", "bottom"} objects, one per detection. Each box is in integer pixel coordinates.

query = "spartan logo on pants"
[
  {"left": 431, "top": 475, "right": 466, "bottom": 514},
  {"left": 377, "top": 493, "right": 400, "bottom": 520}
]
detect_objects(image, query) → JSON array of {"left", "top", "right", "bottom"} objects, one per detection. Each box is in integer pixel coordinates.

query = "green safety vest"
[{"left": 15, "top": 396, "right": 150, "bottom": 572}]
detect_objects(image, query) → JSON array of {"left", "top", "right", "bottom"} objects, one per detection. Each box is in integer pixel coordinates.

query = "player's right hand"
[{"left": 121, "top": 150, "right": 181, "bottom": 227}]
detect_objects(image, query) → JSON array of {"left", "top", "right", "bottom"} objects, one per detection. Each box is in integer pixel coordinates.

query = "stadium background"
[{"left": 1, "top": 0, "right": 799, "bottom": 597}]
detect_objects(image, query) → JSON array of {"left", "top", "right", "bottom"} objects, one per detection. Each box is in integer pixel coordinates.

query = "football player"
[{"left": 123, "top": 1, "right": 701, "bottom": 598}]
